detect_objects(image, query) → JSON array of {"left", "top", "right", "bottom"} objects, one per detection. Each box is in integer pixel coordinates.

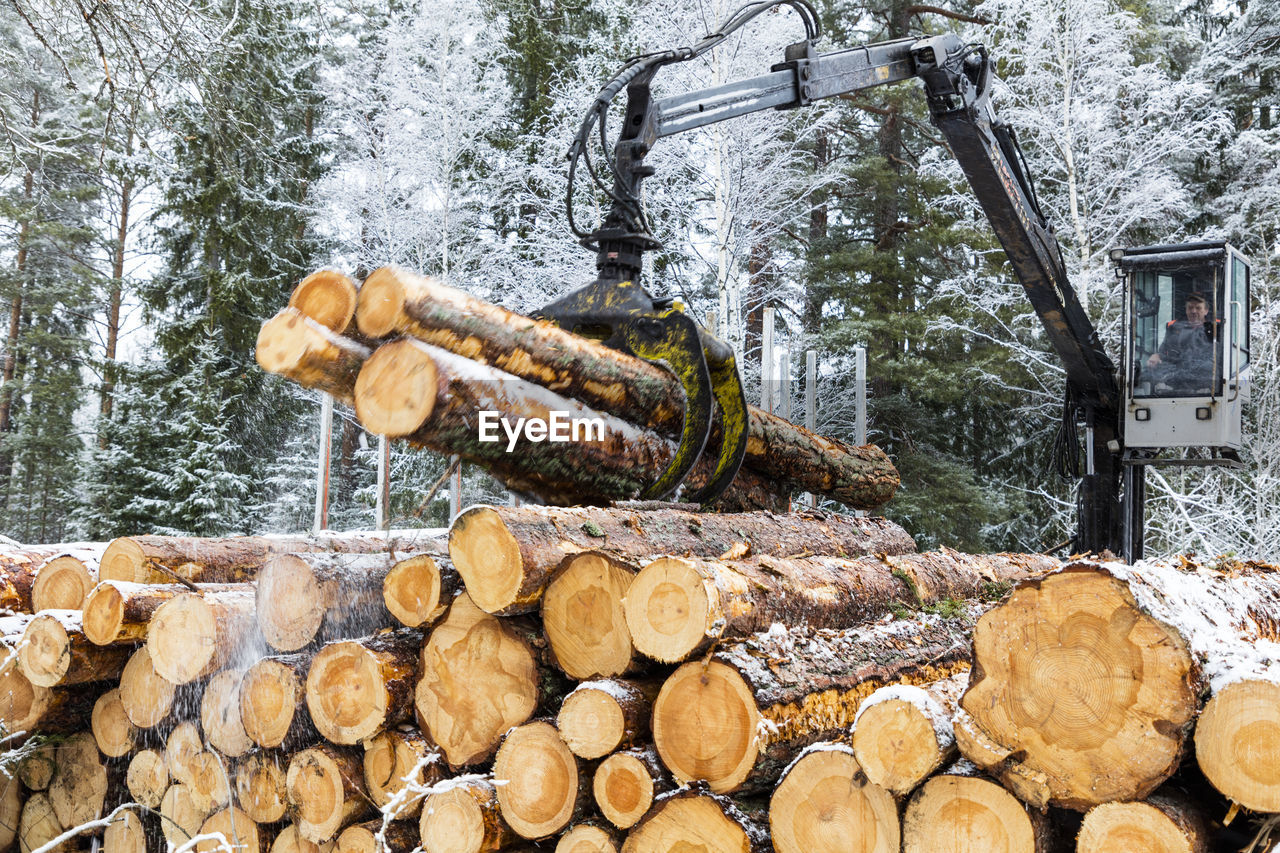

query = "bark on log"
[
  {"left": 19, "top": 611, "right": 132, "bottom": 686},
  {"left": 197, "top": 806, "right": 268, "bottom": 853},
  {"left": 1077, "top": 793, "right": 1208, "bottom": 853},
  {"left": 556, "top": 679, "right": 657, "bottom": 759},
  {"left": 414, "top": 592, "right": 539, "bottom": 767},
  {"left": 256, "top": 552, "right": 399, "bottom": 652},
  {"left": 625, "top": 550, "right": 1055, "bottom": 663},
  {"left": 167, "top": 720, "right": 206, "bottom": 786},
  {"left": 30, "top": 550, "right": 100, "bottom": 612},
  {"left": 103, "top": 809, "right": 146, "bottom": 853},
  {"left": 286, "top": 744, "right": 373, "bottom": 843},
  {"left": 91, "top": 687, "right": 138, "bottom": 758},
  {"left": 125, "top": 749, "right": 168, "bottom": 809},
  {"left": 851, "top": 671, "right": 968, "bottom": 797},
  {"left": 203, "top": 668, "right": 254, "bottom": 757},
  {"left": 147, "top": 587, "right": 257, "bottom": 684},
  {"left": 305, "top": 629, "right": 420, "bottom": 744},
  {"left": 362, "top": 727, "right": 446, "bottom": 819},
  {"left": 384, "top": 554, "right": 457, "bottom": 629},
  {"left": 236, "top": 750, "right": 290, "bottom": 825},
  {"left": 902, "top": 763, "right": 1051, "bottom": 853},
  {"left": 768, "top": 742, "right": 899, "bottom": 853},
  {"left": 355, "top": 266, "right": 898, "bottom": 507},
  {"left": 354, "top": 338, "right": 789, "bottom": 512},
  {"left": 82, "top": 581, "right": 242, "bottom": 646},
  {"left": 492, "top": 720, "right": 587, "bottom": 840},
  {"left": 593, "top": 747, "right": 673, "bottom": 830},
  {"left": 257, "top": 307, "right": 370, "bottom": 406},
  {"left": 620, "top": 787, "right": 768, "bottom": 853},
  {"left": 1195, "top": 678, "right": 1280, "bottom": 813},
  {"left": 419, "top": 776, "right": 516, "bottom": 853},
  {"left": 0, "top": 548, "right": 73, "bottom": 614},
  {"left": 47, "top": 732, "right": 109, "bottom": 830},
  {"left": 651, "top": 607, "right": 979, "bottom": 794},
  {"left": 335, "top": 819, "right": 419, "bottom": 853},
  {"left": 241, "top": 650, "right": 320, "bottom": 750},
  {"left": 448, "top": 504, "right": 915, "bottom": 616},
  {"left": 0, "top": 660, "right": 101, "bottom": 737},
  {"left": 290, "top": 270, "right": 360, "bottom": 338},
  {"left": 542, "top": 552, "right": 638, "bottom": 679},
  {"left": 18, "top": 792, "right": 64, "bottom": 853},
  {"left": 161, "top": 783, "right": 211, "bottom": 848},
  {"left": 555, "top": 822, "right": 620, "bottom": 853},
  {"left": 956, "top": 558, "right": 1280, "bottom": 811}
]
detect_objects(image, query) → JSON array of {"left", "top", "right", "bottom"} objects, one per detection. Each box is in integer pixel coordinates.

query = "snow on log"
[
  {"left": 289, "top": 270, "right": 361, "bottom": 338},
  {"left": 768, "top": 742, "right": 899, "bottom": 853},
  {"left": 851, "top": 671, "right": 968, "bottom": 797},
  {"left": 19, "top": 610, "right": 131, "bottom": 687},
  {"left": 82, "top": 581, "right": 243, "bottom": 646},
  {"left": 147, "top": 587, "right": 256, "bottom": 684},
  {"left": 362, "top": 727, "right": 446, "bottom": 819},
  {"left": 556, "top": 678, "right": 658, "bottom": 759},
  {"left": 256, "top": 307, "right": 370, "bottom": 405},
  {"left": 902, "top": 763, "right": 1051, "bottom": 853},
  {"left": 419, "top": 775, "right": 517, "bottom": 853},
  {"left": 30, "top": 549, "right": 101, "bottom": 612}
]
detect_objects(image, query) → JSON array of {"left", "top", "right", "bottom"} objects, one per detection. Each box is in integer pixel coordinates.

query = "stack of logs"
[{"left": 5, "top": 503, "right": 1280, "bottom": 853}]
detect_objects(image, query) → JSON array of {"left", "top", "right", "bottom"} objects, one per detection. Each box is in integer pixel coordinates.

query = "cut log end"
[
  {"left": 19, "top": 614, "right": 73, "bottom": 687},
  {"left": 363, "top": 729, "right": 441, "bottom": 818},
  {"left": 1195, "top": 678, "right": 1280, "bottom": 813},
  {"left": 446, "top": 506, "right": 523, "bottom": 614},
  {"left": 286, "top": 745, "right": 369, "bottom": 844},
  {"left": 91, "top": 687, "right": 137, "bottom": 758},
  {"left": 203, "top": 668, "right": 253, "bottom": 757},
  {"left": 119, "top": 646, "right": 176, "bottom": 728},
  {"left": 354, "top": 338, "right": 439, "bottom": 437},
  {"left": 148, "top": 593, "right": 220, "bottom": 684},
  {"left": 237, "top": 752, "right": 289, "bottom": 825},
  {"left": 167, "top": 721, "right": 205, "bottom": 786},
  {"left": 257, "top": 554, "right": 328, "bottom": 652},
  {"left": 769, "top": 745, "right": 899, "bottom": 853},
  {"left": 355, "top": 266, "right": 410, "bottom": 338},
  {"left": 623, "top": 556, "right": 710, "bottom": 664},
  {"left": 82, "top": 582, "right": 127, "bottom": 646},
  {"left": 543, "top": 552, "right": 635, "bottom": 680},
  {"left": 620, "top": 793, "right": 753, "bottom": 853},
  {"left": 903, "top": 774, "right": 1042, "bottom": 853},
  {"left": 558, "top": 686, "right": 626, "bottom": 759},
  {"left": 306, "top": 640, "right": 394, "bottom": 745},
  {"left": 420, "top": 778, "right": 509, "bottom": 853},
  {"left": 290, "top": 269, "right": 359, "bottom": 334},
  {"left": 593, "top": 753, "right": 655, "bottom": 830},
  {"left": 189, "top": 751, "right": 234, "bottom": 813},
  {"left": 1077, "top": 800, "right": 1207, "bottom": 853},
  {"left": 852, "top": 688, "right": 952, "bottom": 796},
  {"left": 48, "top": 732, "right": 108, "bottom": 830},
  {"left": 100, "top": 538, "right": 145, "bottom": 583},
  {"left": 556, "top": 824, "right": 618, "bottom": 853},
  {"left": 241, "top": 657, "right": 305, "bottom": 748},
  {"left": 0, "top": 656, "right": 49, "bottom": 735},
  {"left": 653, "top": 660, "right": 760, "bottom": 793},
  {"left": 493, "top": 721, "right": 581, "bottom": 839},
  {"left": 272, "top": 824, "right": 334, "bottom": 853},
  {"left": 196, "top": 806, "right": 262, "bottom": 853},
  {"left": 19, "top": 793, "right": 64, "bottom": 853},
  {"left": 103, "top": 809, "right": 146, "bottom": 853},
  {"left": 126, "top": 749, "right": 169, "bottom": 809},
  {"left": 383, "top": 555, "right": 445, "bottom": 627},
  {"left": 31, "top": 556, "right": 93, "bottom": 612}
]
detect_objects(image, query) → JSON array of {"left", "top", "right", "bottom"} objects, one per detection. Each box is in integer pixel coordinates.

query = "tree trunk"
[
  {"left": 256, "top": 552, "right": 399, "bottom": 652},
  {"left": 91, "top": 687, "right": 137, "bottom": 758},
  {"left": 1077, "top": 793, "right": 1208, "bottom": 853},
  {"left": 47, "top": 732, "right": 109, "bottom": 830},
  {"left": 19, "top": 611, "right": 132, "bottom": 687},
  {"left": 626, "top": 549, "right": 1055, "bottom": 663},
  {"left": 289, "top": 270, "right": 361, "bottom": 338},
  {"left": 99, "top": 142, "right": 133, "bottom": 430},
  {"left": 362, "top": 727, "right": 445, "bottom": 820},
  {"left": 147, "top": 587, "right": 256, "bottom": 684},
  {"left": 769, "top": 742, "right": 900, "bottom": 853},
  {"left": 31, "top": 550, "right": 100, "bottom": 612},
  {"left": 354, "top": 338, "right": 790, "bottom": 512},
  {"left": 902, "top": 764, "right": 1052, "bottom": 853},
  {"left": 286, "top": 743, "right": 373, "bottom": 844},
  {"left": 419, "top": 775, "right": 516, "bottom": 853},
  {"left": 305, "top": 628, "right": 420, "bottom": 744},
  {"left": 652, "top": 607, "right": 979, "bottom": 794},
  {"left": 592, "top": 747, "right": 672, "bottom": 830},
  {"left": 492, "top": 720, "right": 587, "bottom": 840},
  {"left": 851, "top": 671, "right": 968, "bottom": 797},
  {"left": 621, "top": 788, "right": 768, "bottom": 853},
  {"left": 415, "top": 592, "right": 539, "bottom": 767},
  {"left": 83, "top": 581, "right": 244, "bottom": 646},
  {"left": 383, "top": 554, "right": 457, "bottom": 629},
  {"left": 256, "top": 307, "right": 370, "bottom": 406},
  {"left": 335, "top": 819, "right": 419, "bottom": 853},
  {"left": 0, "top": 138, "right": 36, "bottom": 502},
  {"left": 240, "top": 650, "right": 320, "bottom": 750},
  {"left": 198, "top": 806, "right": 268, "bottom": 853},
  {"left": 1194, "top": 677, "right": 1280, "bottom": 812},
  {"left": 956, "top": 559, "right": 1280, "bottom": 810},
  {"left": 448, "top": 504, "right": 915, "bottom": 616},
  {"left": 161, "top": 783, "right": 210, "bottom": 849},
  {"left": 202, "top": 667, "right": 253, "bottom": 757},
  {"left": 236, "top": 750, "right": 290, "bottom": 825},
  {"left": 557, "top": 679, "right": 658, "bottom": 760},
  {"left": 126, "top": 749, "right": 169, "bottom": 809},
  {"left": 542, "top": 552, "right": 638, "bottom": 679}
]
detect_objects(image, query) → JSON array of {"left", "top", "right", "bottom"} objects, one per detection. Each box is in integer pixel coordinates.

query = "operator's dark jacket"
[{"left": 1158, "top": 318, "right": 1214, "bottom": 375}]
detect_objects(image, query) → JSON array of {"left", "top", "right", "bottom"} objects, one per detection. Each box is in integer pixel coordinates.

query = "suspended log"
[
  {"left": 257, "top": 552, "right": 400, "bottom": 652},
  {"left": 354, "top": 338, "right": 789, "bottom": 512},
  {"left": 448, "top": 503, "right": 915, "bottom": 616},
  {"left": 902, "top": 763, "right": 1051, "bottom": 853},
  {"left": 197, "top": 806, "right": 268, "bottom": 853},
  {"left": 30, "top": 550, "right": 100, "bottom": 612},
  {"left": 956, "top": 558, "right": 1280, "bottom": 810},
  {"left": 18, "top": 792, "right": 64, "bottom": 853},
  {"left": 147, "top": 587, "right": 256, "bottom": 684},
  {"left": 103, "top": 809, "right": 147, "bottom": 853},
  {"left": 305, "top": 629, "right": 420, "bottom": 744},
  {"left": 237, "top": 751, "right": 290, "bottom": 825},
  {"left": 620, "top": 788, "right": 767, "bottom": 853},
  {"left": 362, "top": 727, "right": 446, "bottom": 819},
  {"left": 1194, "top": 678, "right": 1280, "bottom": 813},
  {"left": 419, "top": 776, "right": 516, "bottom": 853},
  {"left": 354, "top": 266, "right": 899, "bottom": 507},
  {"left": 651, "top": 607, "right": 978, "bottom": 794},
  {"left": 1077, "top": 793, "right": 1208, "bottom": 853},
  {"left": 161, "top": 783, "right": 211, "bottom": 848},
  {"left": 768, "top": 742, "right": 899, "bottom": 853},
  {"left": 626, "top": 550, "right": 1055, "bottom": 663},
  {"left": 126, "top": 749, "right": 169, "bottom": 809},
  {"left": 556, "top": 822, "right": 620, "bottom": 853},
  {"left": 188, "top": 750, "right": 235, "bottom": 813},
  {"left": 851, "top": 671, "right": 968, "bottom": 797},
  {"left": 415, "top": 592, "right": 539, "bottom": 767},
  {"left": 82, "top": 581, "right": 242, "bottom": 646},
  {"left": 19, "top": 611, "right": 131, "bottom": 687},
  {"left": 257, "top": 307, "right": 371, "bottom": 406},
  {"left": 47, "top": 732, "right": 109, "bottom": 830},
  {"left": 542, "top": 552, "right": 638, "bottom": 679},
  {"left": 167, "top": 721, "right": 206, "bottom": 787},
  {"left": 383, "top": 554, "right": 457, "bottom": 629},
  {"left": 286, "top": 743, "right": 373, "bottom": 843},
  {"left": 557, "top": 679, "right": 657, "bottom": 759},
  {"left": 592, "top": 747, "right": 673, "bottom": 830},
  {"left": 91, "top": 687, "right": 137, "bottom": 758},
  {"left": 335, "top": 819, "right": 419, "bottom": 853},
  {"left": 492, "top": 720, "right": 587, "bottom": 839},
  {"left": 290, "top": 270, "right": 361, "bottom": 338},
  {"left": 202, "top": 668, "right": 254, "bottom": 757}
]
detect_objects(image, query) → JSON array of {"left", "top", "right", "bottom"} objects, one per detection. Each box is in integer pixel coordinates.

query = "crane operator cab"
[{"left": 1115, "top": 241, "right": 1250, "bottom": 460}]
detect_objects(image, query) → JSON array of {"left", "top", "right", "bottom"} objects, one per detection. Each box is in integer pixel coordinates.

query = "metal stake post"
[
  {"left": 313, "top": 393, "right": 333, "bottom": 534},
  {"left": 779, "top": 346, "right": 792, "bottom": 421},
  {"left": 761, "top": 307, "right": 775, "bottom": 413},
  {"left": 855, "top": 346, "right": 867, "bottom": 446},
  {"left": 375, "top": 435, "right": 391, "bottom": 531},
  {"left": 449, "top": 455, "right": 463, "bottom": 520},
  {"left": 806, "top": 350, "right": 817, "bottom": 508}
]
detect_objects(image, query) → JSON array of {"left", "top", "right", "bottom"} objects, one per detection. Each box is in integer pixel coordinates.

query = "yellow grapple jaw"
[{"left": 535, "top": 279, "right": 748, "bottom": 503}]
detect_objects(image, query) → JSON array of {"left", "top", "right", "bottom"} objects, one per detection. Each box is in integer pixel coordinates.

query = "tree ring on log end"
[
  {"left": 1195, "top": 678, "right": 1280, "bottom": 812},
  {"left": 290, "top": 270, "right": 358, "bottom": 334},
  {"left": 196, "top": 806, "right": 260, "bottom": 853},
  {"left": 593, "top": 753, "right": 653, "bottom": 829},
  {"left": 356, "top": 268, "right": 407, "bottom": 338},
  {"left": 148, "top": 594, "right": 218, "bottom": 684},
  {"left": 1077, "top": 801, "right": 1197, "bottom": 853},
  {"left": 420, "top": 785, "right": 485, "bottom": 853},
  {"left": 258, "top": 555, "right": 329, "bottom": 652},
  {"left": 770, "top": 745, "right": 898, "bottom": 853},
  {"left": 448, "top": 507, "right": 523, "bottom": 615},
  {"left": 32, "top": 557, "right": 93, "bottom": 611},
  {"left": 286, "top": 749, "right": 346, "bottom": 837},
  {"left": 202, "top": 669, "right": 253, "bottom": 757},
  {"left": 92, "top": 688, "right": 137, "bottom": 757},
  {"left": 493, "top": 721, "right": 579, "bottom": 839},
  {"left": 383, "top": 555, "right": 443, "bottom": 627},
  {"left": 306, "top": 642, "right": 388, "bottom": 744},
  {"left": 620, "top": 794, "right": 749, "bottom": 853},
  {"left": 903, "top": 775, "right": 1036, "bottom": 852},
  {"left": 624, "top": 557, "right": 710, "bottom": 664},
  {"left": 119, "top": 646, "right": 175, "bottom": 728},
  {"left": 354, "top": 339, "right": 439, "bottom": 437},
  {"left": 103, "top": 809, "right": 146, "bottom": 853},
  {"left": 852, "top": 697, "right": 944, "bottom": 795},
  {"left": 19, "top": 615, "right": 72, "bottom": 687},
  {"left": 100, "top": 538, "right": 145, "bottom": 583},
  {"left": 653, "top": 660, "right": 759, "bottom": 792},
  {"left": 241, "top": 658, "right": 303, "bottom": 748},
  {"left": 83, "top": 583, "right": 127, "bottom": 646},
  {"left": 544, "top": 552, "right": 635, "bottom": 679},
  {"left": 0, "top": 656, "right": 47, "bottom": 734},
  {"left": 559, "top": 687, "right": 625, "bottom": 759},
  {"left": 557, "top": 824, "right": 616, "bottom": 853}
]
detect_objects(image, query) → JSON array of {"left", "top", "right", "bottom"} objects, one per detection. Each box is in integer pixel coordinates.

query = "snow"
[{"left": 568, "top": 679, "right": 634, "bottom": 702}]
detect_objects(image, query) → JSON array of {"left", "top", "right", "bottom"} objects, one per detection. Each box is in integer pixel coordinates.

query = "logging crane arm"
[{"left": 538, "top": 1, "right": 1124, "bottom": 554}]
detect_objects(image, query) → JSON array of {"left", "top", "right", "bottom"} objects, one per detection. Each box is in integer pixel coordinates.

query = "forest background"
[{"left": 0, "top": 0, "right": 1273, "bottom": 557}]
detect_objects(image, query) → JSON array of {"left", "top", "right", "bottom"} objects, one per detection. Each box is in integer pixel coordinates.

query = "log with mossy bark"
[
  {"left": 353, "top": 266, "right": 898, "bottom": 507},
  {"left": 448, "top": 503, "right": 915, "bottom": 616}
]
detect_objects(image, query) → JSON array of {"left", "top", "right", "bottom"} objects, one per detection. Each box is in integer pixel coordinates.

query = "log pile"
[
  {"left": 4, "top": 510, "right": 1280, "bottom": 853},
  {"left": 256, "top": 267, "right": 902, "bottom": 511}
]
